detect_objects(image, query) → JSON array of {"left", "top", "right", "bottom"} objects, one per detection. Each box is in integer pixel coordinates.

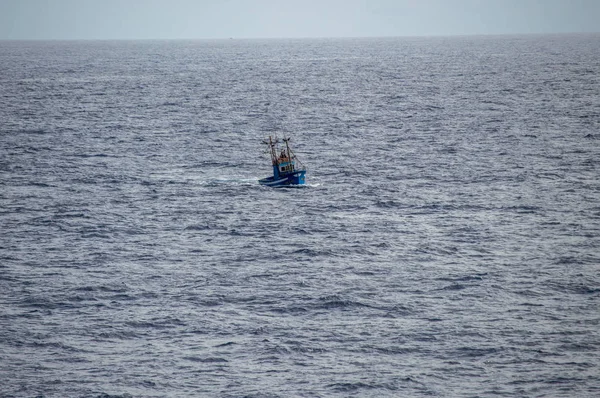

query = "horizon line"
[{"left": 1, "top": 31, "right": 598, "bottom": 42}]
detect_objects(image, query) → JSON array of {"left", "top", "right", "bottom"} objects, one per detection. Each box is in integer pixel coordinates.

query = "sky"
[{"left": 0, "top": 0, "right": 598, "bottom": 40}]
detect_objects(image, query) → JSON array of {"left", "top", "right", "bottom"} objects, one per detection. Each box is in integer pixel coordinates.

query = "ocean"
[{"left": 1, "top": 34, "right": 599, "bottom": 397}]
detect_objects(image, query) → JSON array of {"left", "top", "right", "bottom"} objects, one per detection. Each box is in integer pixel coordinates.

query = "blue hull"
[{"left": 259, "top": 170, "right": 306, "bottom": 187}]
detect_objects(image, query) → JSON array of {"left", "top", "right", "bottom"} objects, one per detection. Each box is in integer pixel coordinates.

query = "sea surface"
[{"left": 1, "top": 34, "right": 599, "bottom": 397}]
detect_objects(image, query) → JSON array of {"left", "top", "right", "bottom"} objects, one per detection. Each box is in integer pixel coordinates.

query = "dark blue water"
[{"left": 1, "top": 34, "right": 599, "bottom": 397}]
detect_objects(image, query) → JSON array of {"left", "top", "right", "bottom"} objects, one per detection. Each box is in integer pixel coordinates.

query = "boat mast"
[
  {"left": 283, "top": 137, "right": 292, "bottom": 167},
  {"left": 268, "top": 136, "right": 278, "bottom": 165}
]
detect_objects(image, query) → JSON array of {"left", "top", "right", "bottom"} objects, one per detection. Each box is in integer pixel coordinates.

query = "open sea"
[{"left": 1, "top": 34, "right": 599, "bottom": 397}]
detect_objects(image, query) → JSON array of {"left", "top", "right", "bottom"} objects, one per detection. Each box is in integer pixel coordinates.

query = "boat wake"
[{"left": 199, "top": 177, "right": 258, "bottom": 186}]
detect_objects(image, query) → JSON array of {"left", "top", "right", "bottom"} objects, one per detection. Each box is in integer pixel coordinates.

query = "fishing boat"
[{"left": 259, "top": 136, "right": 306, "bottom": 187}]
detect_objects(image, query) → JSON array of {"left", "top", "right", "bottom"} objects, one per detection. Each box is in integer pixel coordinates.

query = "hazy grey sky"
[{"left": 0, "top": 0, "right": 598, "bottom": 40}]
